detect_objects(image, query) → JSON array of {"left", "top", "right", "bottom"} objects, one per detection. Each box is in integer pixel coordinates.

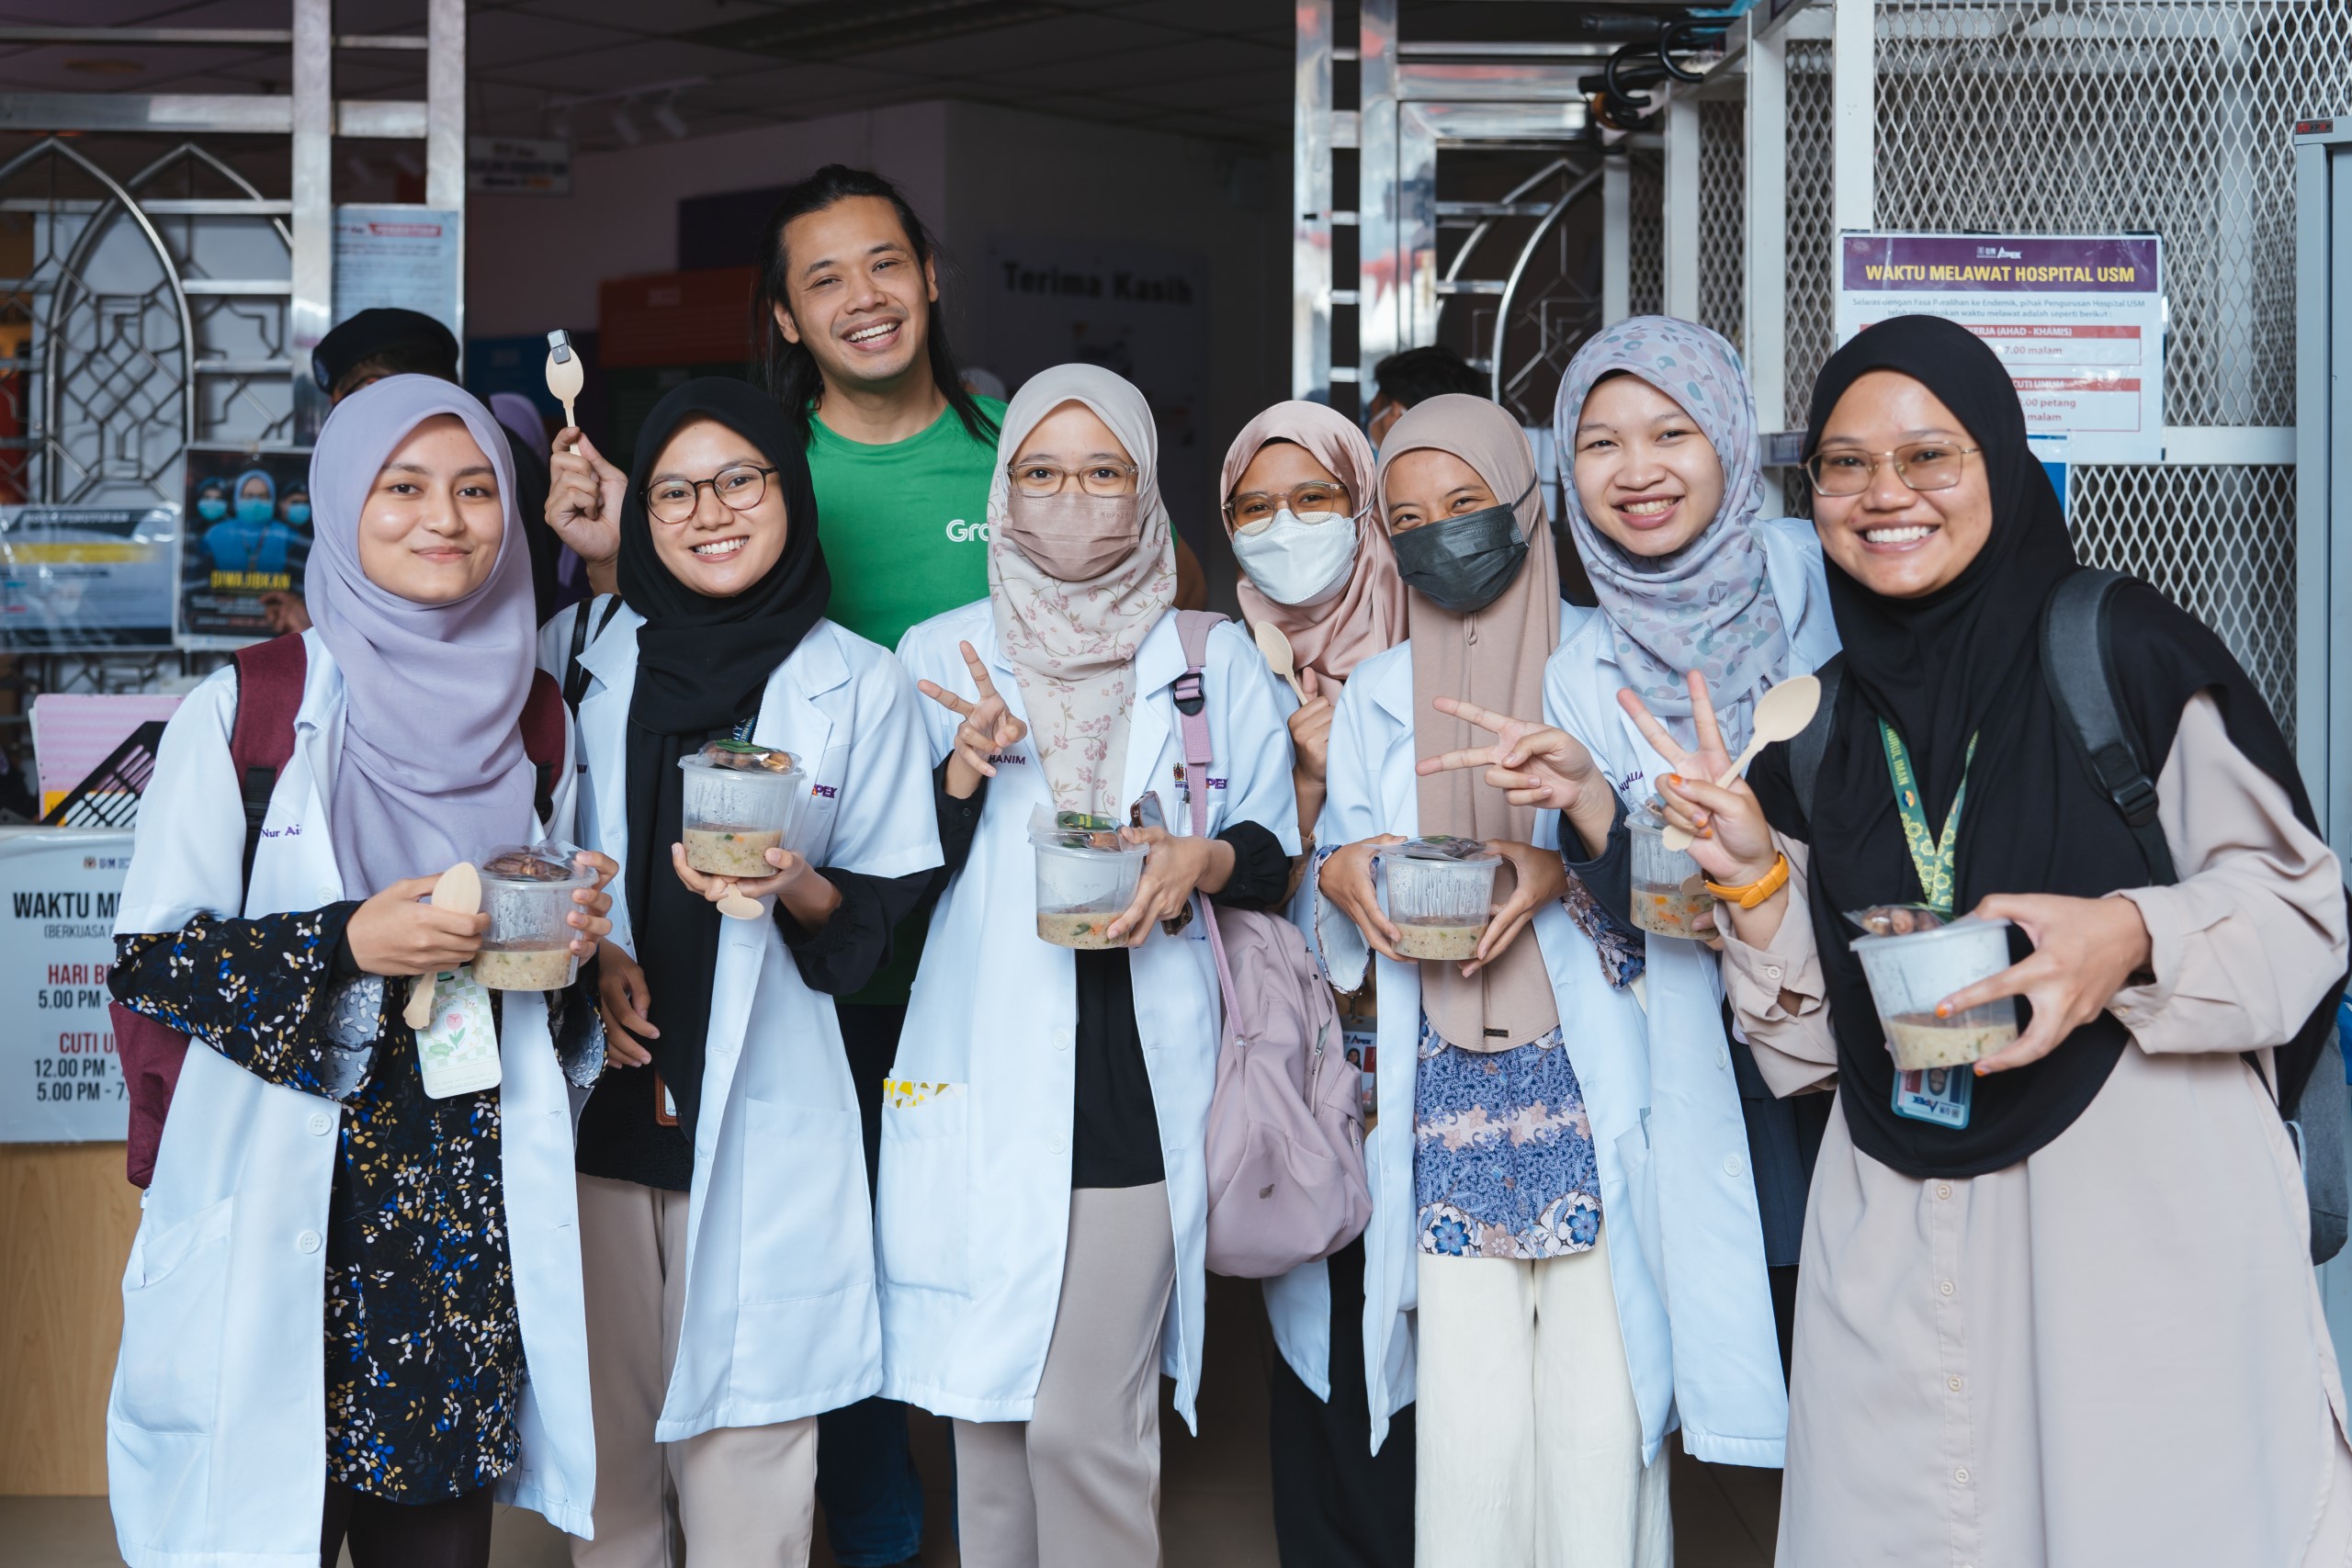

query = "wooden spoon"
[
  {"left": 545, "top": 330, "right": 582, "bottom": 450},
  {"left": 717, "top": 891, "right": 763, "bottom": 921},
  {"left": 404, "top": 862, "right": 483, "bottom": 1029},
  {"left": 1253, "top": 620, "right": 1306, "bottom": 702},
  {"left": 1662, "top": 673, "right": 1823, "bottom": 853}
]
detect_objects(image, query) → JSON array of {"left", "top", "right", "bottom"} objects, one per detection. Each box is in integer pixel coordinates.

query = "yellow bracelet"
[{"left": 1704, "top": 853, "right": 1790, "bottom": 909}]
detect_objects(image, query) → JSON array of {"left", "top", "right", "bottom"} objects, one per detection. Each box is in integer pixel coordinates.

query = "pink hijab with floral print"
[{"left": 987, "top": 364, "right": 1177, "bottom": 820}]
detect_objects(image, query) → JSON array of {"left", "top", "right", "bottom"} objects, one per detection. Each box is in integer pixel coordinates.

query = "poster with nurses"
[
  {"left": 175, "top": 444, "right": 312, "bottom": 649},
  {"left": 0, "top": 827, "right": 133, "bottom": 1142},
  {"left": 1834, "top": 232, "right": 2165, "bottom": 464}
]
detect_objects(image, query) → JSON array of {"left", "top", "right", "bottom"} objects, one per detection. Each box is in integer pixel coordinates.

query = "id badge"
[
  {"left": 1891, "top": 1064, "right": 1972, "bottom": 1129},
  {"left": 653, "top": 1071, "right": 678, "bottom": 1127},
  {"left": 415, "top": 967, "right": 501, "bottom": 1099}
]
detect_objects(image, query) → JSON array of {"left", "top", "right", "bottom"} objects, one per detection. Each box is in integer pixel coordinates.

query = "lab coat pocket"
[
  {"left": 877, "top": 1085, "right": 970, "bottom": 1295},
  {"left": 792, "top": 743, "right": 853, "bottom": 866},
  {"left": 741, "top": 1097, "right": 865, "bottom": 1304},
  {"left": 117, "top": 1195, "right": 235, "bottom": 1433}
]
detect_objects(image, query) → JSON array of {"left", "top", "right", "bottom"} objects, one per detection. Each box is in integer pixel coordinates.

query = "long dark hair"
[{"left": 752, "top": 164, "right": 1000, "bottom": 450}]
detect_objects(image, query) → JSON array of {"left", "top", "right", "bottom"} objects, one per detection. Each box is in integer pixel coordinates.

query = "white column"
[
  {"left": 1744, "top": 16, "right": 1788, "bottom": 429},
  {"left": 427, "top": 0, "right": 467, "bottom": 355},
  {"left": 1663, "top": 91, "right": 1700, "bottom": 321},
  {"left": 1832, "top": 0, "right": 1875, "bottom": 233},
  {"left": 1601, "top": 158, "right": 1631, "bottom": 326},
  {"left": 290, "top": 0, "right": 332, "bottom": 439}
]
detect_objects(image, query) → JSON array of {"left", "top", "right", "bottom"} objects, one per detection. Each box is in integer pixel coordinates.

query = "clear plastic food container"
[
  {"left": 475, "top": 841, "right": 597, "bottom": 991},
  {"left": 1376, "top": 838, "right": 1501, "bottom": 962},
  {"left": 1850, "top": 914, "right": 2019, "bottom": 1070},
  {"left": 1029, "top": 808, "right": 1148, "bottom": 950},
  {"left": 1629, "top": 804, "right": 1716, "bottom": 939},
  {"left": 678, "top": 743, "right": 806, "bottom": 878}
]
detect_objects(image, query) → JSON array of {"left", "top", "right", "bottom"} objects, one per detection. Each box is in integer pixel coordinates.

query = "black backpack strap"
[
  {"left": 564, "top": 594, "right": 623, "bottom": 715},
  {"left": 1789, "top": 652, "right": 1844, "bottom": 829},
  {"left": 2040, "top": 570, "right": 2177, "bottom": 886}
]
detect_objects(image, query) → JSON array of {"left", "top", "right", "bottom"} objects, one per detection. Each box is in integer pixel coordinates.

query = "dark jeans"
[
  {"left": 319, "top": 1482, "right": 492, "bottom": 1568},
  {"left": 816, "top": 1001, "right": 925, "bottom": 1566},
  {"left": 1268, "top": 1235, "right": 1417, "bottom": 1568}
]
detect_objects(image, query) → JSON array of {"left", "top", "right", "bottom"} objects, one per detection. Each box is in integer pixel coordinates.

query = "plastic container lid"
[
  {"left": 477, "top": 840, "right": 596, "bottom": 888},
  {"left": 1027, "top": 807, "right": 1146, "bottom": 857},
  {"left": 1385, "top": 835, "right": 1500, "bottom": 866}
]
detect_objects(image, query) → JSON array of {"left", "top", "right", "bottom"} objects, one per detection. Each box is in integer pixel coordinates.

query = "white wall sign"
[
  {"left": 1834, "top": 232, "right": 2165, "bottom": 463},
  {"left": 467, "top": 135, "right": 572, "bottom": 197},
  {"left": 0, "top": 828, "right": 134, "bottom": 1143},
  {"left": 332, "top": 206, "right": 462, "bottom": 333}
]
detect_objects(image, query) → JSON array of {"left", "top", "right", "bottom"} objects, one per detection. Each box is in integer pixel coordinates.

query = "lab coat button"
[
  {"left": 1939, "top": 1279, "right": 1956, "bottom": 1297},
  {"left": 1722, "top": 1153, "right": 1743, "bottom": 1177},
  {"left": 307, "top": 1112, "right": 333, "bottom": 1135},
  {"left": 316, "top": 884, "right": 337, "bottom": 902},
  {"left": 1764, "top": 964, "right": 1782, "bottom": 981},
  {"left": 1046, "top": 1135, "right": 1066, "bottom": 1155},
  {"left": 296, "top": 1229, "right": 322, "bottom": 1254}
]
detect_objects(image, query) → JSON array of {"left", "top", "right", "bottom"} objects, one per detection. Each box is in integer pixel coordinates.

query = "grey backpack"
[{"left": 1173, "top": 611, "right": 1374, "bottom": 1279}]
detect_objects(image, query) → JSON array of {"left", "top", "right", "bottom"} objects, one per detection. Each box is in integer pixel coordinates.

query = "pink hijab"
[{"left": 1220, "top": 400, "right": 1407, "bottom": 689}]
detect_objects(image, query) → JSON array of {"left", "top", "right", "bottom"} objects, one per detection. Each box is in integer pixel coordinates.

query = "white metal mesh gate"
[
  {"left": 1698, "top": 98, "right": 1746, "bottom": 353},
  {"left": 1629, "top": 148, "right": 1664, "bottom": 318},
  {"left": 1774, "top": 0, "right": 2348, "bottom": 734}
]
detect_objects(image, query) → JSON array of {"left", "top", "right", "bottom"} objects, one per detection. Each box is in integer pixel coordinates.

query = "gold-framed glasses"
[
  {"left": 643, "top": 464, "right": 778, "bottom": 524},
  {"left": 1006, "top": 458, "right": 1138, "bottom": 498},
  {"left": 1804, "top": 442, "right": 1982, "bottom": 497},
  {"left": 1224, "top": 481, "right": 1357, "bottom": 536}
]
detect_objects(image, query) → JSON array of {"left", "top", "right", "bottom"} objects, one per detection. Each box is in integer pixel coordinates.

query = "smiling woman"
[{"left": 356, "top": 413, "right": 507, "bottom": 604}]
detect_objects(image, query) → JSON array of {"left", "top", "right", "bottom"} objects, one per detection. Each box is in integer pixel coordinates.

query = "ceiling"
[{"left": 0, "top": 0, "right": 1692, "bottom": 155}]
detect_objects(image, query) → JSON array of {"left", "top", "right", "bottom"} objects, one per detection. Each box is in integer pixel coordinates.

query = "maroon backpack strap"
[
  {"left": 521, "top": 668, "right": 567, "bottom": 828},
  {"left": 229, "top": 634, "right": 307, "bottom": 888}
]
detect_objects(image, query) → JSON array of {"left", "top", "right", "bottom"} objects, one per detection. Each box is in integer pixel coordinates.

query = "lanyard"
[{"left": 1878, "top": 721, "right": 1976, "bottom": 916}]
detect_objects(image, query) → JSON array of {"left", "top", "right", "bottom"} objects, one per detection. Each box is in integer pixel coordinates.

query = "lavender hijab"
[
  {"left": 306, "top": 375, "right": 540, "bottom": 895},
  {"left": 1553, "top": 316, "right": 1792, "bottom": 751}
]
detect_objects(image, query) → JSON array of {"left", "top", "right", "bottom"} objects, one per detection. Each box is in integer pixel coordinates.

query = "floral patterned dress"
[{"left": 111, "top": 903, "right": 601, "bottom": 1503}]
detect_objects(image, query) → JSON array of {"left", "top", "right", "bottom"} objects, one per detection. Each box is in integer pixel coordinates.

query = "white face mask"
[{"left": 1230, "top": 508, "right": 1359, "bottom": 607}]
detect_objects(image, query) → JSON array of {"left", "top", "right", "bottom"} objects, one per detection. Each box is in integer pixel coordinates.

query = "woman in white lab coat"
[
  {"left": 1216, "top": 399, "right": 1416, "bottom": 1568},
  {"left": 885, "top": 364, "right": 1299, "bottom": 1568},
  {"left": 107, "top": 377, "right": 612, "bottom": 1566},
  {"left": 1309, "top": 393, "right": 1676, "bottom": 1568},
  {"left": 1541, "top": 317, "right": 1838, "bottom": 1396},
  {"left": 539, "top": 377, "right": 941, "bottom": 1565}
]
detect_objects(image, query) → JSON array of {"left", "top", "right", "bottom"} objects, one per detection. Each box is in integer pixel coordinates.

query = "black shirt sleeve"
[
  {"left": 1208, "top": 819, "right": 1289, "bottom": 912},
  {"left": 933, "top": 756, "right": 986, "bottom": 885},
  {"left": 775, "top": 865, "right": 934, "bottom": 996},
  {"left": 1561, "top": 790, "right": 1634, "bottom": 930}
]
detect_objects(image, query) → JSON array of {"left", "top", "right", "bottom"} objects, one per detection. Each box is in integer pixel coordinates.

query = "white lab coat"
[
  {"left": 1299, "top": 602, "right": 1718, "bottom": 1469},
  {"left": 107, "top": 631, "right": 596, "bottom": 1566},
  {"left": 880, "top": 603, "right": 1300, "bottom": 1431},
  {"left": 544, "top": 598, "right": 943, "bottom": 1439},
  {"left": 1536, "top": 513, "right": 1837, "bottom": 1467}
]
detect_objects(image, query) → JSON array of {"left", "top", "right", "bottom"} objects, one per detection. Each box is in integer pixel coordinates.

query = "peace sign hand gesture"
[
  {"left": 1616, "top": 671, "right": 1773, "bottom": 886},
  {"left": 918, "top": 640, "right": 1028, "bottom": 801},
  {"left": 1414, "top": 695, "right": 1617, "bottom": 857}
]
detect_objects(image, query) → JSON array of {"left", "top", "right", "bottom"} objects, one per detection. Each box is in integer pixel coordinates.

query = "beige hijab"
[
  {"left": 1220, "top": 400, "right": 1408, "bottom": 689},
  {"left": 987, "top": 364, "right": 1177, "bottom": 820},
  {"left": 1378, "top": 393, "right": 1563, "bottom": 1053}
]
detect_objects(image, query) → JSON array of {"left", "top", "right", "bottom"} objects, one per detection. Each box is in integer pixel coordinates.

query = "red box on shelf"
[{"left": 597, "top": 266, "right": 758, "bottom": 369}]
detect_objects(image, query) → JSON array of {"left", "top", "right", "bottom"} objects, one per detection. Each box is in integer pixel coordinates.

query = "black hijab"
[
  {"left": 1749, "top": 315, "right": 2314, "bottom": 1179},
  {"left": 618, "top": 377, "right": 829, "bottom": 1135}
]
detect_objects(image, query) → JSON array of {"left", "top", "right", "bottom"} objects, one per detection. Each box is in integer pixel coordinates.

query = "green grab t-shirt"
[
  {"left": 808, "top": 395, "right": 1004, "bottom": 655},
  {"left": 806, "top": 394, "right": 1003, "bottom": 1005}
]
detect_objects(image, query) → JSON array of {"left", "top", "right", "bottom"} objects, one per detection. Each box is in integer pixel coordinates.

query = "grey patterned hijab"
[{"left": 1553, "top": 316, "right": 1792, "bottom": 752}]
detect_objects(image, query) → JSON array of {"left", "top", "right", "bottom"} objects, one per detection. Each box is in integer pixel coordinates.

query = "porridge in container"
[
  {"left": 1030, "top": 808, "right": 1148, "bottom": 950},
  {"left": 1849, "top": 910, "right": 2019, "bottom": 1071},
  {"left": 1376, "top": 838, "right": 1501, "bottom": 962},
  {"left": 679, "top": 742, "right": 805, "bottom": 877},
  {"left": 1629, "top": 805, "right": 1716, "bottom": 939},
  {"left": 476, "top": 842, "right": 598, "bottom": 991}
]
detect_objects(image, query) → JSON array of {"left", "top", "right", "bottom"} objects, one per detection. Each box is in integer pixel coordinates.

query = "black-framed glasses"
[
  {"left": 1224, "top": 480, "right": 1357, "bottom": 536},
  {"left": 1006, "top": 457, "right": 1139, "bottom": 499},
  {"left": 1804, "top": 442, "right": 1982, "bottom": 497},
  {"left": 643, "top": 464, "right": 778, "bottom": 524}
]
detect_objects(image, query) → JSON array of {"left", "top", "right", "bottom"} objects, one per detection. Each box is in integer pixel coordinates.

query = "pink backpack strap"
[{"left": 1170, "top": 610, "right": 1241, "bottom": 1005}]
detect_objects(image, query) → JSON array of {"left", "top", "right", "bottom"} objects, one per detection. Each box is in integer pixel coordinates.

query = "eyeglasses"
[
  {"left": 643, "top": 464, "right": 778, "bottom": 524},
  {"left": 1224, "top": 481, "right": 1356, "bottom": 536},
  {"left": 1804, "top": 442, "right": 1982, "bottom": 497},
  {"left": 1006, "top": 458, "right": 1138, "bottom": 499}
]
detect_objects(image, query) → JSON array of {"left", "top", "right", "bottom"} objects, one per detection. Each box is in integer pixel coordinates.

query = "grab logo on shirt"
[{"left": 944, "top": 518, "right": 991, "bottom": 543}]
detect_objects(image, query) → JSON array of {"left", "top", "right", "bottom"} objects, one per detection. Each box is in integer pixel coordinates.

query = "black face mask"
[{"left": 1388, "top": 487, "right": 1532, "bottom": 614}]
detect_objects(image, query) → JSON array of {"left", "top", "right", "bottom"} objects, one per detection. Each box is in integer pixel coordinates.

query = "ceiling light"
[
  {"left": 610, "top": 108, "right": 640, "bottom": 147},
  {"left": 652, "top": 97, "right": 688, "bottom": 140}
]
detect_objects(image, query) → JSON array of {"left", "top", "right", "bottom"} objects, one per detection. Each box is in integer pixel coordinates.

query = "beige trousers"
[
  {"left": 1415, "top": 1223, "right": 1672, "bottom": 1568},
  {"left": 569, "top": 1174, "right": 818, "bottom": 1568},
  {"left": 954, "top": 1182, "right": 1178, "bottom": 1568}
]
